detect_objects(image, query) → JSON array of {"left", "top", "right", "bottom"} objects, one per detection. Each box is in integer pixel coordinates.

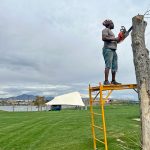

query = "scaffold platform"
[{"left": 89, "top": 83, "right": 137, "bottom": 150}]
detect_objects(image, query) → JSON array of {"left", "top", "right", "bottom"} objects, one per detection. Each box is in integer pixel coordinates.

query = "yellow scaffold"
[{"left": 89, "top": 83, "right": 137, "bottom": 150}]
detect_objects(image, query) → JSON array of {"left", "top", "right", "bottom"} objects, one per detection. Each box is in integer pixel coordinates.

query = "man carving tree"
[{"left": 102, "top": 19, "right": 125, "bottom": 85}]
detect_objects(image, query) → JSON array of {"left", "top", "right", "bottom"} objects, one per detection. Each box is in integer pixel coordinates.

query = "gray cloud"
[{"left": 0, "top": 0, "right": 149, "bottom": 98}]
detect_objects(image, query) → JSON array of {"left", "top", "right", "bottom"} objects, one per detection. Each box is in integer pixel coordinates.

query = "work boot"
[
  {"left": 103, "top": 80, "right": 110, "bottom": 85},
  {"left": 111, "top": 80, "right": 121, "bottom": 85}
]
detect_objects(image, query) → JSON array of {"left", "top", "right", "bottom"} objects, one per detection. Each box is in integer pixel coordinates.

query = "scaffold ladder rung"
[
  {"left": 95, "top": 138, "right": 105, "bottom": 144},
  {"left": 93, "top": 112, "right": 102, "bottom": 116},
  {"left": 93, "top": 124, "right": 103, "bottom": 130},
  {"left": 91, "top": 100, "right": 106, "bottom": 102},
  {"left": 91, "top": 100, "right": 100, "bottom": 102}
]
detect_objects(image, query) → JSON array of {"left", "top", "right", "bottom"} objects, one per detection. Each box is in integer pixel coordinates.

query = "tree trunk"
[{"left": 131, "top": 15, "right": 150, "bottom": 150}]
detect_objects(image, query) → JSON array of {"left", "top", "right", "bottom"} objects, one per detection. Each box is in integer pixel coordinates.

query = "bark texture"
[{"left": 131, "top": 15, "right": 150, "bottom": 150}]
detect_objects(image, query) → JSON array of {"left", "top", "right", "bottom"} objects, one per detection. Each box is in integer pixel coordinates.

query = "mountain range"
[{"left": 0, "top": 94, "right": 54, "bottom": 101}]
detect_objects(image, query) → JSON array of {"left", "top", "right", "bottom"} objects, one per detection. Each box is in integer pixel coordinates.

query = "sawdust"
[
  {"left": 116, "top": 139, "right": 125, "bottom": 143},
  {"left": 133, "top": 118, "right": 141, "bottom": 122}
]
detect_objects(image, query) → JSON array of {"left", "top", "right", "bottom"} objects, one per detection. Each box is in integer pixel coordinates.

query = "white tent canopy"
[{"left": 46, "top": 92, "right": 85, "bottom": 106}]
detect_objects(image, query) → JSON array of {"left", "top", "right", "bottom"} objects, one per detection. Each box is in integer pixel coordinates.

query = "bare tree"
[
  {"left": 131, "top": 14, "right": 150, "bottom": 150},
  {"left": 34, "top": 96, "right": 46, "bottom": 111}
]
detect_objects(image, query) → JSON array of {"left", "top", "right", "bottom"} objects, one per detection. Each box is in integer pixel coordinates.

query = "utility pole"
[{"left": 131, "top": 14, "right": 150, "bottom": 150}]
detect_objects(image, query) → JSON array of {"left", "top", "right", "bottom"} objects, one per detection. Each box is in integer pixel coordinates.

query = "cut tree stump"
[{"left": 131, "top": 15, "right": 150, "bottom": 150}]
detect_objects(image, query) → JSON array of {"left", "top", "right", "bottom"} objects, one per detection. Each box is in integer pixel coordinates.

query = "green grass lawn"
[{"left": 0, "top": 104, "right": 140, "bottom": 150}]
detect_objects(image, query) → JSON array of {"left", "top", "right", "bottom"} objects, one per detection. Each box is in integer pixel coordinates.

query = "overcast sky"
[{"left": 0, "top": 0, "right": 150, "bottom": 98}]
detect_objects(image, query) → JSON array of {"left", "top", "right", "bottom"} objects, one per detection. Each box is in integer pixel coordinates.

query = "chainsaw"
[{"left": 118, "top": 26, "right": 133, "bottom": 43}]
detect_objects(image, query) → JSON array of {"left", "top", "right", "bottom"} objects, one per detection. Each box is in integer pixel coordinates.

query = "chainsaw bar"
[{"left": 127, "top": 26, "right": 133, "bottom": 33}]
